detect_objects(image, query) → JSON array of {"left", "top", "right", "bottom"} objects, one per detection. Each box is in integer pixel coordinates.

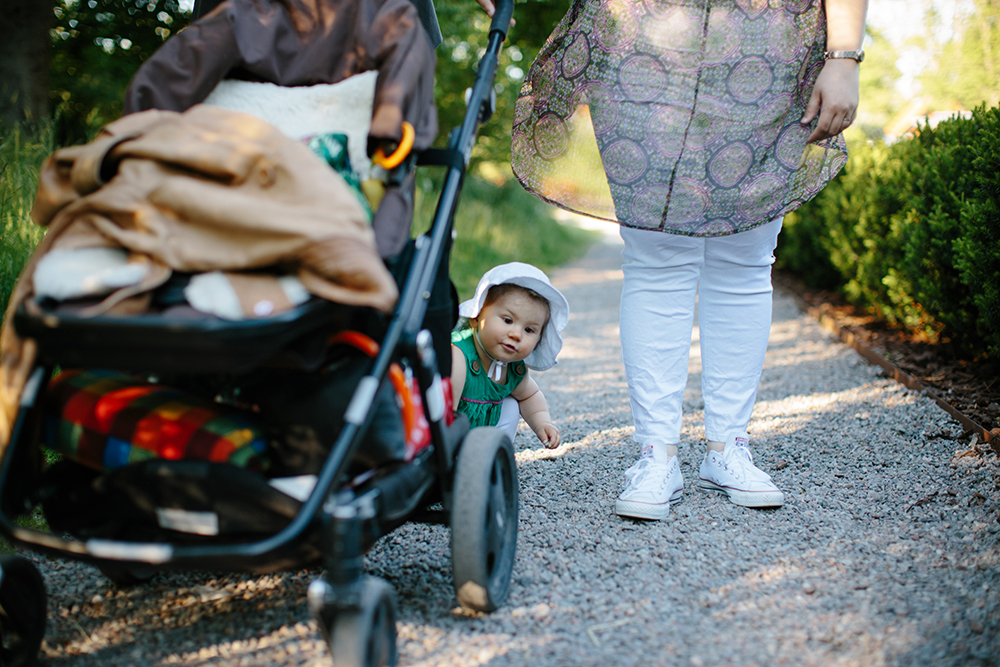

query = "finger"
[
  {"left": 809, "top": 107, "right": 848, "bottom": 143},
  {"left": 800, "top": 89, "right": 822, "bottom": 125},
  {"left": 808, "top": 122, "right": 837, "bottom": 143},
  {"left": 808, "top": 116, "right": 832, "bottom": 143},
  {"left": 834, "top": 109, "right": 855, "bottom": 134}
]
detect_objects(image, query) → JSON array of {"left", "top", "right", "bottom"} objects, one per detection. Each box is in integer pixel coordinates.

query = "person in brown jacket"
[{"left": 123, "top": 0, "right": 438, "bottom": 259}]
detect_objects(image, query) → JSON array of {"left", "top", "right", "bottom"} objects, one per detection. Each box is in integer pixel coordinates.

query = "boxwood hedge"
[{"left": 777, "top": 104, "right": 1000, "bottom": 360}]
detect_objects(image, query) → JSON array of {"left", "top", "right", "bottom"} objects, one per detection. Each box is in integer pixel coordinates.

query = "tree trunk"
[{"left": 0, "top": 0, "right": 53, "bottom": 126}]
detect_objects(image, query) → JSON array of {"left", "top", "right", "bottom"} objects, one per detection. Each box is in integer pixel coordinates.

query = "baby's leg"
[{"left": 495, "top": 395, "right": 520, "bottom": 442}]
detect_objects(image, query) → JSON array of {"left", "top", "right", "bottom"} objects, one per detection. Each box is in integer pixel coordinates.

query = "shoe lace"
[
  {"left": 624, "top": 458, "right": 671, "bottom": 492},
  {"left": 723, "top": 445, "right": 772, "bottom": 483}
]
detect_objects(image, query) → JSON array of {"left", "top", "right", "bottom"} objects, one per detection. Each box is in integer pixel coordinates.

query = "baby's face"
[{"left": 475, "top": 291, "right": 548, "bottom": 364}]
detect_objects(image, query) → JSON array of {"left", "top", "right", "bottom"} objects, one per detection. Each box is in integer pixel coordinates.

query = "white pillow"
[{"left": 202, "top": 72, "right": 378, "bottom": 179}]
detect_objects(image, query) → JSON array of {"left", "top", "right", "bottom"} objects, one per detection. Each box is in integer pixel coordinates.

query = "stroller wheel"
[
  {"left": 0, "top": 555, "right": 47, "bottom": 667},
  {"left": 450, "top": 426, "right": 519, "bottom": 613},
  {"left": 322, "top": 576, "right": 398, "bottom": 667}
]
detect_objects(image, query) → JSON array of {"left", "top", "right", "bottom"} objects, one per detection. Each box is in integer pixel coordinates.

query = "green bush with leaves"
[
  {"left": 777, "top": 104, "right": 1000, "bottom": 359},
  {"left": 953, "top": 107, "right": 1000, "bottom": 357}
]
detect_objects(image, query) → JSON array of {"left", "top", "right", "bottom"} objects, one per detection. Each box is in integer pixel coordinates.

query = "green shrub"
[
  {"left": 774, "top": 201, "right": 841, "bottom": 291},
  {"left": 777, "top": 104, "right": 1000, "bottom": 359},
  {"left": 898, "top": 114, "right": 980, "bottom": 348},
  {"left": 953, "top": 106, "right": 1000, "bottom": 356}
]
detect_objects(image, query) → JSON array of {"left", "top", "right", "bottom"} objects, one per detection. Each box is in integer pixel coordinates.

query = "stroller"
[{"left": 0, "top": 0, "right": 518, "bottom": 665}]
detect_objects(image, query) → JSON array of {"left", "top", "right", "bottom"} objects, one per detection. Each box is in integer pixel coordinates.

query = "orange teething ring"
[{"left": 372, "top": 121, "right": 415, "bottom": 170}]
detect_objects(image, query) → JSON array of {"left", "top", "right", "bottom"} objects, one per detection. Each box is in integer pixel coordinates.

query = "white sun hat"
[{"left": 458, "top": 262, "right": 570, "bottom": 372}]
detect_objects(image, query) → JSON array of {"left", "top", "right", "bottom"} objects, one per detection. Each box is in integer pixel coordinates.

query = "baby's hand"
[{"left": 536, "top": 424, "right": 561, "bottom": 449}]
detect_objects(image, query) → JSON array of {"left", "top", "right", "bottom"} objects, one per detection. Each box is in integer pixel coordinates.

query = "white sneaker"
[
  {"left": 615, "top": 448, "right": 684, "bottom": 520},
  {"left": 698, "top": 433, "right": 784, "bottom": 508}
]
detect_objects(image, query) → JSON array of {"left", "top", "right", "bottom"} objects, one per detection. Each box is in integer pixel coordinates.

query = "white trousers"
[
  {"left": 619, "top": 218, "right": 783, "bottom": 446},
  {"left": 496, "top": 395, "right": 520, "bottom": 443}
]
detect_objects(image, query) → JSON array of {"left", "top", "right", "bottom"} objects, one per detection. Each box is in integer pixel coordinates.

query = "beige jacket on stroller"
[{"left": 0, "top": 103, "right": 399, "bottom": 453}]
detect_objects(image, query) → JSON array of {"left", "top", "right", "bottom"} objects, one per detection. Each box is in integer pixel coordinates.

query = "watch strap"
[{"left": 823, "top": 49, "right": 865, "bottom": 63}]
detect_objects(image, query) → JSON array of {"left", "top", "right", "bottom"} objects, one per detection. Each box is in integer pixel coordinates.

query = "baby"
[{"left": 450, "top": 263, "right": 569, "bottom": 448}]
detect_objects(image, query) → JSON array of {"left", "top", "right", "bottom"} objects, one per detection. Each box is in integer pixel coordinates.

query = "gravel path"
[{"left": 29, "top": 233, "right": 1000, "bottom": 666}]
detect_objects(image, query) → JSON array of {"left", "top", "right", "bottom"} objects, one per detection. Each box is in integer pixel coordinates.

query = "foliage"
[
  {"left": 432, "top": 0, "right": 568, "bottom": 168},
  {"left": 952, "top": 106, "right": 1000, "bottom": 357},
  {"left": 414, "top": 173, "right": 596, "bottom": 299},
  {"left": 856, "top": 27, "right": 902, "bottom": 141},
  {"left": 918, "top": 0, "right": 1000, "bottom": 109},
  {"left": 0, "top": 120, "right": 53, "bottom": 547},
  {"left": 776, "top": 105, "right": 1000, "bottom": 359},
  {"left": 0, "top": 121, "right": 53, "bottom": 314},
  {"left": 1, "top": 118, "right": 592, "bottom": 311},
  {"left": 50, "top": 0, "right": 192, "bottom": 143},
  {"left": 45, "top": 0, "right": 566, "bottom": 158}
]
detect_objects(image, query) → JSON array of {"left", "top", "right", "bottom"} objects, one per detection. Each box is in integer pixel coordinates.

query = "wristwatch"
[{"left": 823, "top": 49, "right": 865, "bottom": 63}]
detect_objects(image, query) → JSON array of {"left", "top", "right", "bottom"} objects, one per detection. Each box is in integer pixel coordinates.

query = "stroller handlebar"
[{"left": 489, "top": 0, "right": 515, "bottom": 40}]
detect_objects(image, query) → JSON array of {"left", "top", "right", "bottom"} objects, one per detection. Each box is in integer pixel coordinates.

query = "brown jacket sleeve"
[
  {"left": 363, "top": 0, "right": 437, "bottom": 152},
  {"left": 123, "top": 4, "right": 241, "bottom": 114},
  {"left": 123, "top": 0, "right": 437, "bottom": 151}
]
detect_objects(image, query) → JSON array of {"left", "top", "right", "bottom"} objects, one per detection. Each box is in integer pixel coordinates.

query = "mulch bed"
[{"left": 774, "top": 272, "right": 1000, "bottom": 439}]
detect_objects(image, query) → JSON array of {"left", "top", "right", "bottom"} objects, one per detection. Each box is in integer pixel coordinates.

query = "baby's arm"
[{"left": 511, "top": 372, "right": 560, "bottom": 449}]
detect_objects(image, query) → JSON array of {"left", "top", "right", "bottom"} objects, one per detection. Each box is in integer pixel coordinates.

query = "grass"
[
  {"left": 0, "top": 121, "right": 55, "bottom": 551},
  {"left": 0, "top": 123, "right": 597, "bottom": 311},
  {"left": 1, "top": 121, "right": 52, "bottom": 314},
  {"left": 414, "top": 169, "right": 598, "bottom": 300}
]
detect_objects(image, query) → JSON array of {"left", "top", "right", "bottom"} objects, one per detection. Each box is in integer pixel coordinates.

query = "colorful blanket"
[{"left": 44, "top": 369, "right": 268, "bottom": 472}]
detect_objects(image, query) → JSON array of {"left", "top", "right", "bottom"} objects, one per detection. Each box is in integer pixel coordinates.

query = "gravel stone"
[{"left": 24, "top": 234, "right": 1000, "bottom": 666}]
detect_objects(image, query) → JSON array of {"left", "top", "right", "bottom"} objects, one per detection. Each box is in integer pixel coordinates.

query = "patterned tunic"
[
  {"left": 511, "top": 0, "right": 848, "bottom": 236},
  {"left": 451, "top": 328, "right": 527, "bottom": 428}
]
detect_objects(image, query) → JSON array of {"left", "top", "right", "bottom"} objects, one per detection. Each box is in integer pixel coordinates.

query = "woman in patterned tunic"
[{"left": 511, "top": 0, "right": 868, "bottom": 520}]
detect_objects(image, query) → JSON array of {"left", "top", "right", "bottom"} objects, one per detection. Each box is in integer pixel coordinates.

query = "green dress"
[{"left": 451, "top": 328, "right": 527, "bottom": 428}]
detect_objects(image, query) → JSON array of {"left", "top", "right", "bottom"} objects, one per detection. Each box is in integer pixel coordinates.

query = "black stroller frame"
[{"left": 0, "top": 1, "right": 518, "bottom": 665}]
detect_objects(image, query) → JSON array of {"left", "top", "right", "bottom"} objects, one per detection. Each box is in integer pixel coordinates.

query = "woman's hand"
[
  {"left": 801, "top": 58, "right": 861, "bottom": 143},
  {"left": 473, "top": 0, "right": 515, "bottom": 26}
]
